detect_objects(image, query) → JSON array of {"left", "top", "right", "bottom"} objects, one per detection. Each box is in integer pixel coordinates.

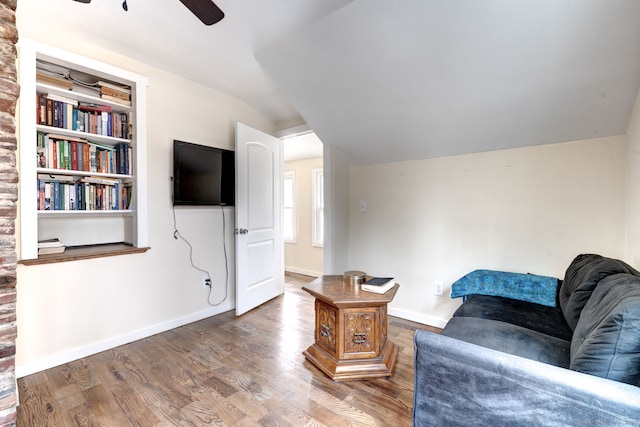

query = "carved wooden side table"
[{"left": 302, "top": 275, "right": 399, "bottom": 381}]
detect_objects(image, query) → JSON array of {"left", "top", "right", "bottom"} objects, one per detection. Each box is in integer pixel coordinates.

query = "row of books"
[
  {"left": 37, "top": 92, "right": 131, "bottom": 139},
  {"left": 37, "top": 132, "right": 132, "bottom": 175},
  {"left": 37, "top": 59, "right": 132, "bottom": 107},
  {"left": 37, "top": 176, "right": 132, "bottom": 211}
]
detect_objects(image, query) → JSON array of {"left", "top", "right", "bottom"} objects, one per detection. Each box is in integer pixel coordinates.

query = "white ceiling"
[
  {"left": 283, "top": 132, "right": 323, "bottom": 162},
  {"left": 19, "top": 0, "right": 640, "bottom": 165}
]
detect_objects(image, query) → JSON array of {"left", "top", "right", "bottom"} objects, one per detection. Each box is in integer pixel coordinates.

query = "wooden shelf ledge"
[{"left": 19, "top": 243, "right": 150, "bottom": 266}]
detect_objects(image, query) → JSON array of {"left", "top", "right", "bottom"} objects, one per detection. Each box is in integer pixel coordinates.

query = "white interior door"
[{"left": 235, "top": 122, "right": 284, "bottom": 315}]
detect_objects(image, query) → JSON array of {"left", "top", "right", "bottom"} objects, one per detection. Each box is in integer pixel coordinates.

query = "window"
[
  {"left": 312, "top": 168, "right": 324, "bottom": 247},
  {"left": 283, "top": 170, "right": 295, "bottom": 243}
]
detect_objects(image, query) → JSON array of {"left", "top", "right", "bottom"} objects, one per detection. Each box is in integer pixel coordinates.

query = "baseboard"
[
  {"left": 15, "top": 301, "right": 234, "bottom": 378},
  {"left": 388, "top": 306, "right": 449, "bottom": 329},
  {"left": 285, "top": 266, "right": 321, "bottom": 277}
]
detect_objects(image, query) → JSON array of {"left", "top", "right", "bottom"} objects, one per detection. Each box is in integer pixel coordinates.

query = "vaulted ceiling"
[{"left": 19, "top": 0, "right": 640, "bottom": 164}]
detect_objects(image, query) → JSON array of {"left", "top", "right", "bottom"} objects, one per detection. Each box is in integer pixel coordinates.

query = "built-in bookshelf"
[{"left": 18, "top": 39, "right": 149, "bottom": 261}]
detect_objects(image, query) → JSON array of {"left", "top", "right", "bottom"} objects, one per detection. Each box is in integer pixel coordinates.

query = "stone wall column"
[{"left": 0, "top": 0, "right": 19, "bottom": 425}]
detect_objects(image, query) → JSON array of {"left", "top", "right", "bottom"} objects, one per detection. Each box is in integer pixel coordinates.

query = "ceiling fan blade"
[
  {"left": 179, "top": 0, "right": 225, "bottom": 26},
  {"left": 72, "top": 0, "right": 92, "bottom": 3}
]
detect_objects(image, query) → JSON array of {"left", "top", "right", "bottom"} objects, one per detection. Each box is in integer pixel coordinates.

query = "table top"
[{"left": 302, "top": 275, "right": 399, "bottom": 306}]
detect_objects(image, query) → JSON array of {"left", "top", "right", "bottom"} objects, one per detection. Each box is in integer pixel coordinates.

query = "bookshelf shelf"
[
  {"left": 37, "top": 168, "right": 133, "bottom": 180},
  {"left": 18, "top": 38, "right": 149, "bottom": 261},
  {"left": 36, "top": 124, "right": 132, "bottom": 145},
  {"left": 18, "top": 243, "right": 150, "bottom": 266},
  {"left": 37, "top": 210, "right": 133, "bottom": 217}
]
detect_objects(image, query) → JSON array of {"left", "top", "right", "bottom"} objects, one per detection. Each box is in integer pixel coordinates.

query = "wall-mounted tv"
[{"left": 172, "top": 140, "right": 235, "bottom": 206}]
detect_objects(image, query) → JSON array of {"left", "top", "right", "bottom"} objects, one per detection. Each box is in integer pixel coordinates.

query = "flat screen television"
[{"left": 172, "top": 140, "right": 235, "bottom": 206}]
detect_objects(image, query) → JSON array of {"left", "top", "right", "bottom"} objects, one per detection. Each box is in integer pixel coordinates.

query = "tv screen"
[{"left": 173, "top": 140, "right": 235, "bottom": 206}]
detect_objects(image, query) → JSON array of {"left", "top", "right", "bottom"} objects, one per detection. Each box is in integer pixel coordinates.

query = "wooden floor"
[{"left": 16, "top": 273, "right": 440, "bottom": 426}]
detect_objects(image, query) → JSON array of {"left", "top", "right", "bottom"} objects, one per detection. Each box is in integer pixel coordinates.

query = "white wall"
[
  {"left": 15, "top": 35, "right": 274, "bottom": 374},
  {"left": 626, "top": 86, "right": 640, "bottom": 266},
  {"left": 324, "top": 145, "right": 351, "bottom": 275},
  {"left": 348, "top": 136, "right": 627, "bottom": 327},
  {"left": 284, "top": 157, "right": 323, "bottom": 277}
]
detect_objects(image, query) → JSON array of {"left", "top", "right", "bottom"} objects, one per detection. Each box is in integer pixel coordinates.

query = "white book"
[
  {"left": 38, "top": 238, "right": 63, "bottom": 248},
  {"left": 46, "top": 92, "right": 78, "bottom": 106},
  {"left": 361, "top": 277, "right": 396, "bottom": 294}
]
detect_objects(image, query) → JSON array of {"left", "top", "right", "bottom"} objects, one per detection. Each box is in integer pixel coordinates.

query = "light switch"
[{"left": 360, "top": 200, "right": 367, "bottom": 213}]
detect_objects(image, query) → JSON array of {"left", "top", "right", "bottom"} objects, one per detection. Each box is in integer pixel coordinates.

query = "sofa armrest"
[{"left": 413, "top": 330, "right": 640, "bottom": 426}]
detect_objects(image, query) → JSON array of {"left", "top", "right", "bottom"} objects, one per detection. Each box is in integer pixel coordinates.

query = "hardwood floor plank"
[
  {"left": 284, "top": 393, "right": 347, "bottom": 427},
  {"left": 83, "top": 384, "right": 115, "bottom": 417},
  {"left": 202, "top": 376, "right": 237, "bottom": 399},
  {"left": 226, "top": 388, "right": 269, "bottom": 422},
  {"left": 179, "top": 399, "right": 228, "bottom": 426},
  {"left": 263, "top": 395, "right": 316, "bottom": 426},
  {"left": 17, "top": 381, "right": 66, "bottom": 426},
  {"left": 64, "top": 403, "right": 102, "bottom": 427},
  {"left": 17, "top": 272, "right": 440, "bottom": 426},
  {"left": 52, "top": 382, "right": 86, "bottom": 412},
  {"left": 193, "top": 389, "right": 247, "bottom": 425},
  {"left": 109, "top": 383, "right": 160, "bottom": 427}
]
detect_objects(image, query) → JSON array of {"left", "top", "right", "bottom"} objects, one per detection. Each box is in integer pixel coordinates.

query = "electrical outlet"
[
  {"left": 203, "top": 277, "right": 212, "bottom": 288},
  {"left": 434, "top": 281, "right": 444, "bottom": 296}
]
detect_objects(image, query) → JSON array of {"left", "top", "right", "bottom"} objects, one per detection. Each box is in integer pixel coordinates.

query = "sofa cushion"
[
  {"left": 559, "top": 254, "right": 640, "bottom": 331},
  {"left": 452, "top": 294, "right": 573, "bottom": 341},
  {"left": 570, "top": 273, "right": 640, "bottom": 386},
  {"left": 442, "top": 317, "right": 571, "bottom": 367}
]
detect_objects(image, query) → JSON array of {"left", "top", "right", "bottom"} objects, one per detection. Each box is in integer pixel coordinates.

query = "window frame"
[
  {"left": 312, "top": 167, "right": 324, "bottom": 247},
  {"left": 283, "top": 170, "right": 296, "bottom": 243}
]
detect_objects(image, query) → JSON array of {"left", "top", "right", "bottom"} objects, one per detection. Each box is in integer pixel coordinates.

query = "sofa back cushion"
[
  {"left": 570, "top": 273, "right": 640, "bottom": 386},
  {"left": 559, "top": 254, "right": 640, "bottom": 330}
]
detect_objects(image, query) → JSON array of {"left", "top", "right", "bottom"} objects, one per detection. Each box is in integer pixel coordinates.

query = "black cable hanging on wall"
[{"left": 171, "top": 176, "right": 229, "bottom": 307}]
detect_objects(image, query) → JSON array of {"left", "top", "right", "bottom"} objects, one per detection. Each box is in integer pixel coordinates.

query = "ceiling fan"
[{"left": 72, "top": 0, "right": 225, "bottom": 26}]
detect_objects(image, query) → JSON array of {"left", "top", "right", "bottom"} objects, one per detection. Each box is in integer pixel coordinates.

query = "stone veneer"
[{"left": 0, "top": 0, "right": 18, "bottom": 425}]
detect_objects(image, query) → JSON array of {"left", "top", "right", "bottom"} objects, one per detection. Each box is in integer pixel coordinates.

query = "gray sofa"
[{"left": 413, "top": 254, "right": 640, "bottom": 426}]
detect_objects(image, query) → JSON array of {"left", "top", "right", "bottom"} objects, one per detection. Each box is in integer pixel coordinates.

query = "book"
[
  {"left": 36, "top": 71, "right": 73, "bottom": 90},
  {"left": 77, "top": 102, "right": 112, "bottom": 113},
  {"left": 38, "top": 245, "right": 66, "bottom": 255},
  {"left": 361, "top": 277, "right": 396, "bottom": 294},
  {"left": 37, "top": 173, "right": 75, "bottom": 182},
  {"left": 100, "top": 85, "right": 130, "bottom": 100},
  {"left": 72, "top": 84, "right": 101, "bottom": 96},
  {"left": 44, "top": 182, "right": 51, "bottom": 210},
  {"left": 97, "top": 80, "right": 131, "bottom": 94},
  {"left": 37, "top": 180, "right": 45, "bottom": 210},
  {"left": 47, "top": 133, "right": 87, "bottom": 144},
  {"left": 46, "top": 93, "right": 78, "bottom": 106},
  {"left": 80, "top": 176, "right": 119, "bottom": 185},
  {"left": 36, "top": 59, "right": 70, "bottom": 78},
  {"left": 37, "top": 93, "right": 46, "bottom": 124},
  {"left": 38, "top": 238, "right": 64, "bottom": 248},
  {"left": 100, "top": 94, "right": 132, "bottom": 106},
  {"left": 37, "top": 146, "right": 47, "bottom": 168}
]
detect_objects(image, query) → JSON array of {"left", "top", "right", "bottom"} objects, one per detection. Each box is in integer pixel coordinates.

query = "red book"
[
  {"left": 97, "top": 185, "right": 103, "bottom": 210},
  {"left": 82, "top": 143, "right": 90, "bottom": 172},
  {"left": 71, "top": 141, "right": 78, "bottom": 171},
  {"left": 51, "top": 140, "right": 57, "bottom": 169},
  {"left": 77, "top": 102, "right": 112, "bottom": 113},
  {"left": 46, "top": 98, "right": 53, "bottom": 126}
]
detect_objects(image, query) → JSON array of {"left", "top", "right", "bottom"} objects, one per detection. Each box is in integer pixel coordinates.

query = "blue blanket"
[{"left": 450, "top": 269, "right": 559, "bottom": 307}]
